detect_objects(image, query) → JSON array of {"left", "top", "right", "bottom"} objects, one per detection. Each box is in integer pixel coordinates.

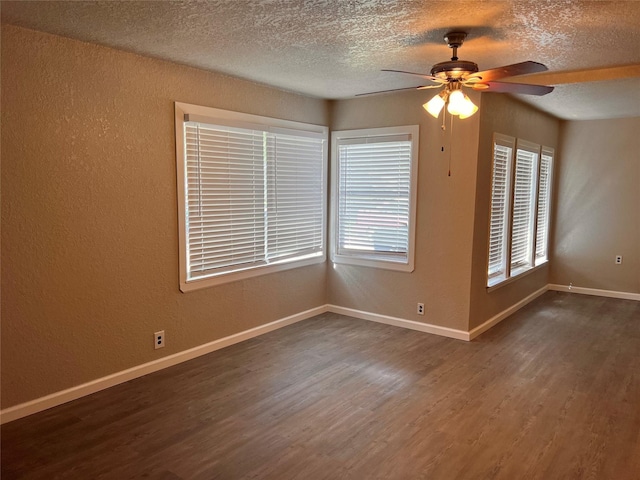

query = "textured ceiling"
[{"left": 2, "top": 0, "right": 640, "bottom": 120}]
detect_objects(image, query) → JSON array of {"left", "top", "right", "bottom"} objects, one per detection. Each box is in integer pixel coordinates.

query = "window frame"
[
  {"left": 510, "top": 139, "right": 540, "bottom": 276},
  {"left": 535, "top": 147, "right": 554, "bottom": 266},
  {"left": 487, "top": 134, "right": 554, "bottom": 289},
  {"left": 330, "top": 125, "right": 419, "bottom": 272},
  {"left": 175, "top": 102, "right": 328, "bottom": 292},
  {"left": 487, "top": 134, "right": 515, "bottom": 283}
]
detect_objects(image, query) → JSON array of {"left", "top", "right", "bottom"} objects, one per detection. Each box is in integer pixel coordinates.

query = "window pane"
[
  {"left": 266, "top": 134, "right": 325, "bottom": 262},
  {"left": 535, "top": 152, "right": 553, "bottom": 263},
  {"left": 488, "top": 142, "right": 512, "bottom": 279},
  {"left": 185, "top": 123, "right": 266, "bottom": 277},
  {"left": 510, "top": 148, "right": 537, "bottom": 271},
  {"left": 337, "top": 140, "right": 411, "bottom": 260}
]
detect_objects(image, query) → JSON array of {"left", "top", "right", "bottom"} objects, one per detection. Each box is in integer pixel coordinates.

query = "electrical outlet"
[
  {"left": 154, "top": 330, "right": 165, "bottom": 349},
  {"left": 417, "top": 303, "right": 425, "bottom": 315},
  {"left": 615, "top": 255, "right": 623, "bottom": 265}
]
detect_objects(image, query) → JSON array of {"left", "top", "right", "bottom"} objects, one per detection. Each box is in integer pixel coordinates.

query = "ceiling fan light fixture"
[
  {"left": 457, "top": 94, "right": 478, "bottom": 118},
  {"left": 441, "top": 88, "right": 478, "bottom": 119},
  {"left": 458, "top": 101, "right": 479, "bottom": 119},
  {"left": 423, "top": 90, "right": 447, "bottom": 118},
  {"left": 446, "top": 89, "right": 467, "bottom": 115}
]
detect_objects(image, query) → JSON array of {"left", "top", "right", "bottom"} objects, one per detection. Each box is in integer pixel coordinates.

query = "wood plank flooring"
[{"left": 2, "top": 291, "right": 640, "bottom": 479}]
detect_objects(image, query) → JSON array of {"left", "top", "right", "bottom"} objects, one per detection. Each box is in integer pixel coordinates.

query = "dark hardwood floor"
[{"left": 2, "top": 291, "right": 640, "bottom": 479}]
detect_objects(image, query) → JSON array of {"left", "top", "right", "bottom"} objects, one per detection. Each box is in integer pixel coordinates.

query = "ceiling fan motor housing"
[{"left": 430, "top": 60, "right": 479, "bottom": 80}]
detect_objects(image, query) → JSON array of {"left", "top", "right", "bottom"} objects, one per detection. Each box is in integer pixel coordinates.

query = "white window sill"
[
  {"left": 181, "top": 253, "right": 325, "bottom": 292},
  {"left": 487, "top": 260, "right": 548, "bottom": 292},
  {"left": 331, "top": 253, "right": 414, "bottom": 272}
]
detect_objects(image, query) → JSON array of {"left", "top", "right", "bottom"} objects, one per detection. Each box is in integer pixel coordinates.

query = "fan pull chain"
[
  {"left": 448, "top": 113, "right": 453, "bottom": 176},
  {"left": 440, "top": 110, "right": 447, "bottom": 174},
  {"left": 439, "top": 109, "right": 452, "bottom": 176}
]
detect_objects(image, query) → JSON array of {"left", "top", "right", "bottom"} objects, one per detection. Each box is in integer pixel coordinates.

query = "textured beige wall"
[
  {"left": 551, "top": 118, "right": 640, "bottom": 293},
  {"left": 469, "top": 94, "right": 560, "bottom": 330},
  {"left": 1, "top": 26, "right": 329, "bottom": 408},
  {"left": 328, "top": 91, "right": 482, "bottom": 332}
]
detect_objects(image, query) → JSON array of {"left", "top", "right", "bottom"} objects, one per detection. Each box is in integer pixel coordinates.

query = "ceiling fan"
[{"left": 361, "top": 31, "right": 554, "bottom": 119}]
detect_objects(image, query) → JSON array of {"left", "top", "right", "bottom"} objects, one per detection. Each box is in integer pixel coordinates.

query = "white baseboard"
[
  {"left": 547, "top": 284, "right": 640, "bottom": 301},
  {"left": 326, "top": 304, "right": 470, "bottom": 341},
  {"left": 0, "top": 305, "right": 328, "bottom": 425},
  {"left": 468, "top": 285, "right": 549, "bottom": 340},
  {"left": 11, "top": 283, "right": 633, "bottom": 425}
]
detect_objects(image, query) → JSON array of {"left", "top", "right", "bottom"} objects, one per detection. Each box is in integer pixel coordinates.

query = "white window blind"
[
  {"left": 510, "top": 147, "right": 538, "bottom": 272},
  {"left": 338, "top": 137, "right": 411, "bottom": 258},
  {"left": 535, "top": 150, "right": 553, "bottom": 264},
  {"left": 331, "top": 126, "right": 419, "bottom": 272},
  {"left": 488, "top": 138, "right": 513, "bottom": 280},
  {"left": 176, "top": 103, "right": 327, "bottom": 291},
  {"left": 265, "top": 133, "right": 325, "bottom": 262},
  {"left": 185, "top": 123, "right": 266, "bottom": 275}
]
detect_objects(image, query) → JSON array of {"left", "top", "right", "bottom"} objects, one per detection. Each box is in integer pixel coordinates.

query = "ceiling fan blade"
[
  {"left": 469, "top": 61, "right": 549, "bottom": 82},
  {"left": 356, "top": 85, "right": 442, "bottom": 96},
  {"left": 472, "top": 81, "right": 554, "bottom": 96},
  {"left": 381, "top": 69, "right": 442, "bottom": 83},
  {"left": 506, "top": 64, "right": 640, "bottom": 86}
]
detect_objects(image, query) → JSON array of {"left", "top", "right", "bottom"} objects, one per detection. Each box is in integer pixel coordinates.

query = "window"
[
  {"left": 175, "top": 102, "right": 328, "bottom": 291},
  {"left": 487, "top": 134, "right": 554, "bottom": 287},
  {"left": 535, "top": 148, "right": 554, "bottom": 265},
  {"left": 487, "top": 135, "right": 514, "bottom": 281},
  {"left": 510, "top": 140, "right": 539, "bottom": 275},
  {"left": 330, "top": 126, "right": 419, "bottom": 271}
]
